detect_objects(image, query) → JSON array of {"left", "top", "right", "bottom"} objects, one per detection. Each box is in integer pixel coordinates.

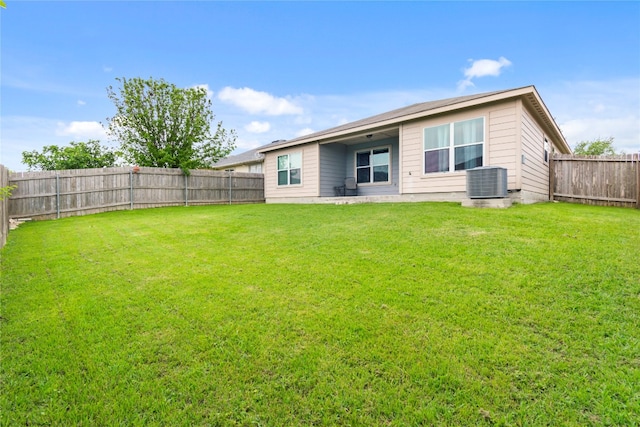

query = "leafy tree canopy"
[
  {"left": 105, "top": 77, "right": 236, "bottom": 174},
  {"left": 573, "top": 137, "right": 617, "bottom": 156},
  {"left": 22, "top": 140, "right": 119, "bottom": 171}
]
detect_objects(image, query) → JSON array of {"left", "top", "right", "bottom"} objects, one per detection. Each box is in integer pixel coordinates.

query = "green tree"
[
  {"left": 22, "top": 140, "right": 119, "bottom": 171},
  {"left": 0, "top": 185, "right": 16, "bottom": 201},
  {"left": 573, "top": 137, "right": 617, "bottom": 156},
  {"left": 105, "top": 77, "right": 236, "bottom": 173}
]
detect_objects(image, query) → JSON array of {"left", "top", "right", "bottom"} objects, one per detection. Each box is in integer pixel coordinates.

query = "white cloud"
[
  {"left": 77, "top": 100, "right": 86, "bottom": 106},
  {"left": 233, "top": 137, "right": 263, "bottom": 152},
  {"left": 56, "top": 121, "right": 107, "bottom": 140},
  {"left": 103, "top": 66, "right": 113, "bottom": 73},
  {"left": 561, "top": 116, "right": 637, "bottom": 148},
  {"left": 464, "top": 57, "right": 512, "bottom": 79},
  {"left": 245, "top": 121, "right": 271, "bottom": 133},
  {"left": 1, "top": 116, "right": 117, "bottom": 171},
  {"left": 218, "top": 86, "right": 303, "bottom": 115},
  {"left": 295, "top": 127, "right": 315, "bottom": 137},
  {"left": 458, "top": 57, "right": 512, "bottom": 91},
  {"left": 457, "top": 79, "right": 475, "bottom": 92},
  {"left": 542, "top": 78, "right": 640, "bottom": 154},
  {"left": 559, "top": 115, "right": 639, "bottom": 154}
]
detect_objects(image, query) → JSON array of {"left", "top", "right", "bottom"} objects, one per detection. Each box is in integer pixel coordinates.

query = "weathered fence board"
[
  {"left": 0, "top": 165, "right": 9, "bottom": 249},
  {"left": 8, "top": 167, "right": 264, "bottom": 220},
  {"left": 552, "top": 154, "right": 639, "bottom": 208}
]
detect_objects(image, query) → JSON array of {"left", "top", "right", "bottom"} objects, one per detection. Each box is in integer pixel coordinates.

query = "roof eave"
[
  {"left": 524, "top": 87, "right": 572, "bottom": 154},
  {"left": 259, "top": 85, "right": 571, "bottom": 154}
]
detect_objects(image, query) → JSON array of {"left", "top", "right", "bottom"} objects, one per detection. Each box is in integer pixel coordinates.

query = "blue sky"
[{"left": 1, "top": 1, "right": 639, "bottom": 171}]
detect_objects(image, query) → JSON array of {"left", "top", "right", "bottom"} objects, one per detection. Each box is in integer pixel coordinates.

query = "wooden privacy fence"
[
  {"left": 551, "top": 154, "right": 640, "bottom": 208},
  {"left": 0, "top": 165, "right": 10, "bottom": 249},
  {"left": 7, "top": 166, "right": 264, "bottom": 221}
]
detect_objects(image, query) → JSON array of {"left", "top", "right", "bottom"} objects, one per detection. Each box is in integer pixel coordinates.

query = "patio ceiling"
[{"left": 319, "top": 126, "right": 400, "bottom": 146}]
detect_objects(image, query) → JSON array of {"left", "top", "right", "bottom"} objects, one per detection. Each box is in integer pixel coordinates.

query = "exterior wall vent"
[{"left": 466, "top": 166, "right": 508, "bottom": 199}]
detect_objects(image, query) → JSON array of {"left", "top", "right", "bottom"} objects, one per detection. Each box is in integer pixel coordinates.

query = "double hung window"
[
  {"left": 356, "top": 147, "right": 390, "bottom": 184},
  {"left": 277, "top": 152, "right": 301, "bottom": 185},
  {"left": 424, "top": 117, "right": 484, "bottom": 173}
]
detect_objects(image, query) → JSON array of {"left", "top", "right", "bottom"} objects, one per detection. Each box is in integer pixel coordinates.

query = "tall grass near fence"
[
  {"left": 7, "top": 166, "right": 264, "bottom": 221},
  {"left": 1, "top": 202, "right": 639, "bottom": 425}
]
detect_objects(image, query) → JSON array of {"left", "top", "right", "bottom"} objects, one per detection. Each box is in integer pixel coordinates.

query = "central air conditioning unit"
[{"left": 466, "top": 166, "right": 508, "bottom": 199}]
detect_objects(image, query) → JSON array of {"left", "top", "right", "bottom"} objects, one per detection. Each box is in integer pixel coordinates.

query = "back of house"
[{"left": 234, "top": 86, "right": 571, "bottom": 204}]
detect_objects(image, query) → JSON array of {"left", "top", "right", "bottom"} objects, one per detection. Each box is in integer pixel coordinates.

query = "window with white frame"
[
  {"left": 277, "top": 152, "right": 301, "bottom": 186},
  {"left": 424, "top": 117, "right": 484, "bottom": 173},
  {"left": 249, "top": 163, "right": 262, "bottom": 173},
  {"left": 356, "top": 147, "right": 390, "bottom": 184}
]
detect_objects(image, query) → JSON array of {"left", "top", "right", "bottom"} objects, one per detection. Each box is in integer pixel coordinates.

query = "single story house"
[{"left": 258, "top": 85, "right": 571, "bottom": 204}]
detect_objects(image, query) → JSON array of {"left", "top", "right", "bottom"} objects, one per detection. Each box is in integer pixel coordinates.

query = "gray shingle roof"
[
  {"left": 212, "top": 145, "right": 266, "bottom": 168},
  {"left": 261, "top": 86, "right": 536, "bottom": 152}
]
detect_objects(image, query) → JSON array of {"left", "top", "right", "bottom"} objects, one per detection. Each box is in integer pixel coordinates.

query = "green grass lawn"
[{"left": 1, "top": 202, "right": 639, "bottom": 426}]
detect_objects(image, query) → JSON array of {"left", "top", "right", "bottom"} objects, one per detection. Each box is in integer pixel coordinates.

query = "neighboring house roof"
[
  {"left": 212, "top": 145, "right": 268, "bottom": 169},
  {"left": 260, "top": 85, "right": 571, "bottom": 154}
]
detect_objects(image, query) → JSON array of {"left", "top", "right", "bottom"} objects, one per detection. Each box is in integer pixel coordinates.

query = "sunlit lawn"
[{"left": 1, "top": 202, "right": 639, "bottom": 426}]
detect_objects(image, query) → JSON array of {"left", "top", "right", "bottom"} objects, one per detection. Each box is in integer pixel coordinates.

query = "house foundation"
[{"left": 461, "top": 198, "right": 513, "bottom": 208}]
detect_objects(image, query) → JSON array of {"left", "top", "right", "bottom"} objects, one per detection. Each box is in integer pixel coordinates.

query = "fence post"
[
  {"left": 129, "top": 169, "right": 134, "bottom": 210},
  {"left": 185, "top": 173, "right": 189, "bottom": 206},
  {"left": 0, "top": 165, "right": 9, "bottom": 250},
  {"left": 226, "top": 169, "right": 233, "bottom": 205},
  {"left": 636, "top": 154, "right": 640, "bottom": 209},
  {"left": 56, "top": 173, "right": 60, "bottom": 219},
  {"left": 549, "top": 155, "right": 555, "bottom": 201}
]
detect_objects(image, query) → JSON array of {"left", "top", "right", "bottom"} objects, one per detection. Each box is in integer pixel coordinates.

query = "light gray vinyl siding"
[
  {"left": 319, "top": 144, "right": 347, "bottom": 196},
  {"left": 346, "top": 138, "right": 400, "bottom": 196}
]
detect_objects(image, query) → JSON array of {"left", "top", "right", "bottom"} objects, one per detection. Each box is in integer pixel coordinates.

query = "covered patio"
[{"left": 317, "top": 126, "right": 400, "bottom": 198}]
